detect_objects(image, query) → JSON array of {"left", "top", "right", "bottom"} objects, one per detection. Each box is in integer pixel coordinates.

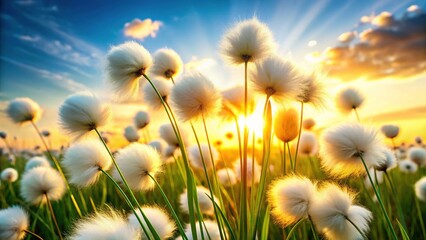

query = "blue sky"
[{"left": 1, "top": 0, "right": 425, "bottom": 148}]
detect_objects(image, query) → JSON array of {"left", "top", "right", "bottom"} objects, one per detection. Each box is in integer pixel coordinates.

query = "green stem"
[
  {"left": 415, "top": 197, "right": 426, "bottom": 239},
  {"left": 360, "top": 155, "right": 398, "bottom": 240},
  {"left": 240, "top": 60, "right": 249, "bottom": 240},
  {"left": 45, "top": 194, "right": 63, "bottom": 240},
  {"left": 285, "top": 218, "right": 304, "bottom": 240},
  {"left": 24, "top": 229, "right": 44, "bottom": 240},
  {"left": 308, "top": 215, "right": 319, "bottom": 240},
  {"left": 293, "top": 102, "right": 304, "bottom": 172},
  {"left": 287, "top": 142, "right": 294, "bottom": 172},
  {"left": 353, "top": 108, "right": 361, "bottom": 122},
  {"left": 384, "top": 172, "right": 407, "bottom": 230},
  {"left": 345, "top": 216, "right": 367, "bottom": 239}
]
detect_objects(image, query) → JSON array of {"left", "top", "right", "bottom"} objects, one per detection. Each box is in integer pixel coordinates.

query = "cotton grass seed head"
[
  {"left": 274, "top": 107, "right": 299, "bottom": 143},
  {"left": 113, "top": 143, "right": 162, "bottom": 191},
  {"left": 408, "top": 147, "right": 426, "bottom": 167},
  {"left": 20, "top": 167, "right": 65, "bottom": 205},
  {"left": 180, "top": 186, "right": 218, "bottom": 216},
  {"left": 159, "top": 123, "right": 190, "bottom": 147},
  {"left": 298, "top": 70, "right": 327, "bottom": 107},
  {"left": 59, "top": 92, "right": 111, "bottom": 139},
  {"left": 234, "top": 157, "right": 261, "bottom": 186},
  {"left": 128, "top": 206, "right": 176, "bottom": 240},
  {"left": 319, "top": 123, "right": 385, "bottom": 178},
  {"left": 188, "top": 144, "right": 219, "bottom": 171},
  {"left": 170, "top": 72, "right": 222, "bottom": 122},
  {"left": 106, "top": 41, "right": 152, "bottom": 99},
  {"left": 1, "top": 168, "right": 18, "bottom": 183},
  {"left": 6, "top": 98, "right": 41, "bottom": 124},
  {"left": 143, "top": 79, "right": 172, "bottom": 110},
  {"left": 184, "top": 220, "right": 222, "bottom": 240},
  {"left": 220, "top": 18, "right": 275, "bottom": 64},
  {"left": 150, "top": 48, "right": 183, "bottom": 79},
  {"left": 250, "top": 56, "right": 302, "bottom": 102},
  {"left": 380, "top": 124, "right": 399, "bottom": 139},
  {"left": 217, "top": 168, "right": 237, "bottom": 186},
  {"left": 364, "top": 168, "right": 383, "bottom": 189},
  {"left": 415, "top": 177, "right": 426, "bottom": 201},
  {"left": 336, "top": 87, "right": 364, "bottom": 113},
  {"left": 310, "top": 183, "right": 372, "bottom": 240},
  {"left": 298, "top": 132, "right": 318, "bottom": 156},
  {"left": 399, "top": 159, "right": 418, "bottom": 173},
  {"left": 0, "top": 206, "right": 29, "bottom": 240},
  {"left": 124, "top": 126, "right": 140, "bottom": 143},
  {"left": 25, "top": 156, "right": 51, "bottom": 172},
  {"left": 69, "top": 210, "right": 140, "bottom": 240},
  {"left": 62, "top": 140, "right": 112, "bottom": 188},
  {"left": 134, "top": 111, "right": 150, "bottom": 129},
  {"left": 268, "top": 175, "right": 317, "bottom": 227},
  {"left": 375, "top": 148, "right": 397, "bottom": 172}
]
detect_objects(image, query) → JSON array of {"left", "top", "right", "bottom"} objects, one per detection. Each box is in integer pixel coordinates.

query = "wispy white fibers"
[
  {"left": 234, "top": 157, "right": 261, "bottom": 186},
  {"left": 408, "top": 147, "right": 426, "bottom": 167},
  {"left": 319, "top": 123, "right": 385, "bottom": 178},
  {"left": 128, "top": 206, "right": 176, "bottom": 239},
  {"left": 6, "top": 98, "right": 41, "bottom": 124},
  {"left": 188, "top": 144, "right": 219, "bottom": 171},
  {"left": 183, "top": 220, "right": 222, "bottom": 240},
  {"left": 1, "top": 168, "right": 18, "bottom": 182},
  {"left": 0, "top": 206, "right": 29, "bottom": 240},
  {"left": 302, "top": 118, "right": 316, "bottom": 130},
  {"left": 62, "top": 140, "right": 112, "bottom": 188},
  {"left": 124, "top": 126, "right": 140, "bottom": 143},
  {"left": 59, "top": 92, "right": 111, "bottom": 139},
  {"left": 113, "top": 143, "right": 162, "bottom": 191},
  {"left": 220, "top": 18, "right": 276, "bottom": 64},
  {"left": 250, "top": 56, "right": 302, "bottom": 102},
  {"left": 159, "top": 123, "right": 190, "bottom": 147},
  {"left": 170, "top": 72, "right": 222, "bottom": 122},
  {"left": 399, "top": 159, "right": 418, "bottom": 173},
  {"left": 20, "top": 167, "right": 65, "bottom": 205},
  {"left": 336, "top": 87, "right": 364, "bottom": 113},
  {"left": 25, "top": 156, "right": 51, "bottom": 172},
  {"left": 274, "top": 107, "right": 300, "bottom": 143},
  {"left": 381, "top": 124, "right": 399, "bottom": 139},
  {"left": 106, "top": 41, "right": 152, "bottom": 99},
  {"left": 268, "top": 175, "right": 317, "bottom": 226},
  {"left": 298, "top": 70, "right": 327, "bottom": 108},
  {"left": 180, "top": 186, "right": 218, "bottom": 216},
  {"left": 150, "top": 48, "right": 183, "bottom": 80},
  {"left": 375, "top": 148, "right": 397, "bottom": 172},
  {"left": 298, "top": 132, "right": 318, "bottom": 156},
  {"left": 217, "top": 168, "right": 237, "bottom": 186},
  {"left": 69, "top": 210, "right": 140, "bottom": 240},
  {"left": 143, "top": 79, "right": 172, "bottom": 110},
  {"left": 415, "top": 177, "right": 426, "bottom": 201},
  {"left": 148, "top": 140, "right": 167, "bottom": 158},
  {"left": 310, "top": 183, "right": 372, "bottom": 240},
  {"left": 134, "top": 111, "right": 150, "bottom": 129}
]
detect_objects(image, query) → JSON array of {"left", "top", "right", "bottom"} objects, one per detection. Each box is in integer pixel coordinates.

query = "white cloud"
[
  {"left": 338, "top": 31, "right": 356, "bottom": 43},
  {"left": 307, "top": 40, "right": 317, "bottom": 47},
  {"left": 124, "top": 18, "right": 162, "bottom": 40},
  {"left": 185, "top": 57, "right": 216, "bottom": 72}
]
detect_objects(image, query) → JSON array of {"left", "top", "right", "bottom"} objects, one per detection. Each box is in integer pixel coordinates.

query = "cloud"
[
  {"left": 308, "top": 40, "right": 317, "bottom": 47},
  {"left": 338, "top": 31, "right": 356, "bottom": 43},
  {"left": 407, "top": 5, "right": 421, "bottom": 14},
  {"left": 307, "top": 9, "right": 426, "bottom": 81},
  {"left": 365, "top": 105, "right": 426, "bottom": 122},
  {"left": 185, "top": 57, "right": 216, "bottom": 72},
  {"left": 124, "top": 18, "right": 162, "bottom": 40}
]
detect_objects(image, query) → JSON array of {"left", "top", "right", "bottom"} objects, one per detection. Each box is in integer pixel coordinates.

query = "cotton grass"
[
  {"left": 150, "top": 48, "right": 183, "bottom": 80},
  {"left": 0, "top": 206, "right": 29, "bottom": 240},
  {"left": 143, "top": 79, "right": 172, "bottom": 110},
  {"left": 414, "top": 177, "right": 426, "bottom": 201},
  {"left": 408, "top": 147, "right": 426, "bottom": 167},
  {"left": 128, "top": 206, "right": 176, "bottom": 239},
  {"left": 25, "top": 156, "right": 51, "bottom": 171},
  {"left": 1, "top": 168, "right": 18, "bottom": 182},
  {"left": 124, "top": 126, "right": 140, "bottom": 143},
  {"left": 6, "top": 98, "right": 42, "bottom": 124},
  {"left": 336, "top": 88, "right": 364, "bottom": 114},
  {"left": 134, "top": 111, "right": 150, "bottom": 129},
  {"left": 180, "top": 186, "right": 218, "bottom": 216},
  {"left": 188, "top": 144, "right": 219, "bottom": 171}
]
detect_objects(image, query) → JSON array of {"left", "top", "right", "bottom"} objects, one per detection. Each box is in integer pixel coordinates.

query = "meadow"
[{"left": 1, "top": 18, "right": 425, "bottom": 240}]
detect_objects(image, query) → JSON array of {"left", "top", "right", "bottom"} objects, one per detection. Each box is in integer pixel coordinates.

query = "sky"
[{"left": 0, "top": 0, "right": 425, "bottom": 150}]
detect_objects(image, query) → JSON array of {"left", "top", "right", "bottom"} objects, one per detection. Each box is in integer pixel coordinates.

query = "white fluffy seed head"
[
  {"left": 124, "top": 126, "right": 140, "bottom": 143},
  {"left": 143, "top": 79, "right": 172, "bottom": 110},
  {"left": 180, "top": 186, "right": 218, "bottom": 216},
  {"left": 159, "top": 123, "right": 190, "bottom": 147},
  {"left": 150, "top": 48, "right": 183, "bottom": 79},
  {"left": 1, "top": 168, "right": 18, "bottom": 182},
  {"left": 220, "top": 18, "right": 276, "bottom": 64},
  {"left": 415, "top": 177, "right": 426, "bottom": 201},
  {"left": 134, "top": 111, "right": 150, "bottom": 129},
  {"left": 408, "top": 147, "right": 426, "bottom": 166},
  {"left": 380, "top": 124, "right": 399, "bottom": 139},
  {"left": 250, "top": 56, "right": 302, "bottom": 102},
  {"left": 106, "top": 41, "right": 152, "bottom": 99},
  {"left": 399, "top": 159, "right": 418, "bottom": 173},
  {"left": 128, "top": 206, "right": 176, "bottom": 239},
  {"left": 188, "top": 144, "right": 219, "bottom": 171},
  {"left": 6, "top": 98, "right": 42, "bottom": 124},
  {"left": 364, "top": 168, "right": 383, "bottom": 189},
  {"left": 298, "top": 132, "right": 318, "bottom": 156},
  {"left": 59, "top": 92, "right": 111, "bottom": 139},
  {"left": 20, "top": 167, "right": 65, "bottom": 205},
  {"left": 69, "top": 210, "right": 140, "bottom": 240},
  {"left": 25, "top": 156, "right": 51, "bottom": 172},
  {"left": 234, "top": 157, "right": 261, "bottom": 186},
  {"left": 148, "top": 139, "right": 167, "bottom": 158},
  {"left": 310, "top": 183, "right": 372, "bottom": 240},
  {"left": 298, "top": 71, "right": 327, "bottom": 108},
  {"left": 62, "top": 140, "right": 112, "bottom": 188},
  {"left": 302, "top": 118, "right": 316, "bottom": 130},
  {"left": 319, "top": 123, "right": 385, "bottom": 178},
  {"left": 0, "top": 206, "right": 29, "bottom": 240},
  {"left": 375, "top": 148, "right": 397, "bottom": 172},
  {"left": 268, "top": 175, "right": 317, "bottom": 227},
  {"left": 217, "top": 168, "right": 237, "bottom": 186},
  {"left": 113, "top": 143, "right": 162, "bottom": 191},
  {"left": 170, "top": 72, "right": 222, "bottom": 122},
  {"left": 336, "top": 87, "right": 364, "bottom": 113},
  {"left": 184, "top": 220, "right": 222, "bottom": 240}
]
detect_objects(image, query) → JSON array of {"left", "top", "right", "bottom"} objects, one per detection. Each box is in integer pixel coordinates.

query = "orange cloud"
[{"left": 124, "top": 18, "right": 162, "bottom": 40}]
